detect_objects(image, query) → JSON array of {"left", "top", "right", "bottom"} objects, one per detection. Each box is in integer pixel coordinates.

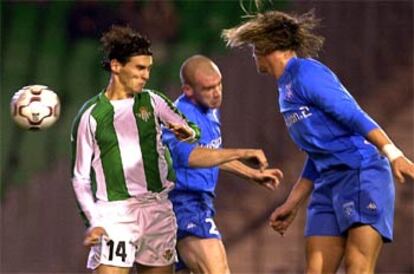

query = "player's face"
[
  {"left": 253, "top": 49, "right": 291, "bottom": 80},
  {"left": 118, "top": 55, "right": 153, "bottom": 94},
  {"left": 253, "top": 50, "right": 271, "bottom": 74},
  {"left": 192, "top": 71, "right": 223, "bottom": 109}
]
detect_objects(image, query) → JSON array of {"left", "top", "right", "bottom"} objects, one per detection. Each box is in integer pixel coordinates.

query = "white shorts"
[{"left": 87, "top": 192, "right": 177, "bottom": 269}]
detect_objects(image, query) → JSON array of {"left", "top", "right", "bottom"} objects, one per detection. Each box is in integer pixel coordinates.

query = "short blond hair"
[{"left": 222, "top": 10, "right": 324, "bottom": 57}]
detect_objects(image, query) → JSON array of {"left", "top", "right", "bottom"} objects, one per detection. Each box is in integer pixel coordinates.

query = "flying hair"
[{"left": 222, "top": 5, "right": 324, "bottom": 57}]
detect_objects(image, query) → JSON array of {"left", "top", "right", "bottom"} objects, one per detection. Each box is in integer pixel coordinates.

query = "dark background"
[{"left": 1, "top": 1, "right": 413, "bottom": 273}]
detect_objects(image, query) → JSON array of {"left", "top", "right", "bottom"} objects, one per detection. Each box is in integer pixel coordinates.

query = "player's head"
[
  {"left": 222, "top": 10, "right": 324, "bottom": 78},
  {"left": 180, "top": 55, "right": 222, "bottom": 109},
  {"left": 101, "top": 25, "right": 153, "bottom": 93}
]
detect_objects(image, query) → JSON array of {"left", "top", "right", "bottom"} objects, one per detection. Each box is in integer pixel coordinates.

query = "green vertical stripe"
[
  {"left": 165, "top": 147, "right": 176, "bottom": 182},
  {"left": 134, "top": 92, "right": 163, "bottom": 192},
  {"left": 92, "top": 93, "right": 130, "bottom": 201}
]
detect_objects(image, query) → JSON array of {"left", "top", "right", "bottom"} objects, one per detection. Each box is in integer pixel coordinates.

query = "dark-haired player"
[{"left": 71, "top": 25, "right": 272, "bottom": 274}]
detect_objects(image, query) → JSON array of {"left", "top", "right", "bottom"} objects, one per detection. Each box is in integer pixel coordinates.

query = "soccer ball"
[{"left": 10, "top": 85, "right": 61, "bottom": 130}]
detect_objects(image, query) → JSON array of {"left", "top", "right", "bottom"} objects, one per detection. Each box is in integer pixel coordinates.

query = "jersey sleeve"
[
  {"left": 151, "top": 91, "right": 200, "bottom": 142},
  {"left": 300, "top": 157, "right": 320, "bottom": 182},
  {"left": 162, "top": 127, "right": 197, "bottom": 168},
  {"left": 299, "top": 63, "right": 379, "bottom": 136},
  {"left": 71, "top": 106, "right": 102, "bottom": 228}
]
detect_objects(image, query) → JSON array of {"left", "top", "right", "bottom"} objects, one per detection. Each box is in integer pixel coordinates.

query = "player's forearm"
[
  {"left": 188, "top": 147, "right": 250, "bottom": 168},
  {"left": 220, "top": 160, "right": 256, "bottom": 179},
  {"left": 366, "top": 128, "right": 404, "bottom": 162},
  {"left": 285, "top": 177, "right": 313, "bottom": 209}
]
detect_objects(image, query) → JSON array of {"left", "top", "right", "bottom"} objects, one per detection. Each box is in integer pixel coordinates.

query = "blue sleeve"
[
  {"left": 162, "top": 127, "right": 197, "bottom": 168},
  {"left": 299, "top": 62, "right": 379, "bottom": 136},
  {"left": 300, "top": 157, "right": 319, "bottom": 181}
]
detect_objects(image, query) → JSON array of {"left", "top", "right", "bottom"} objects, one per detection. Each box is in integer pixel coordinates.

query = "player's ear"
[
  {"left": 182, "top": 84, "right": 194, "bottom": 98},
  {"left": 110, "top": 59, "right": 122, "bottom": 74}
]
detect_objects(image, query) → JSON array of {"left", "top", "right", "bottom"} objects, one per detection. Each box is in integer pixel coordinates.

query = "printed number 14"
[{"left": 106, "top": 240, "right": 127, "bottom": 262}]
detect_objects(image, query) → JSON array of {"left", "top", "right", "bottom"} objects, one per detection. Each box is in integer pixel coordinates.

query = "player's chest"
[
  {"left": 198, "top": 114, "right": 221, "bottom": 149},
  {"left": 278, "top": 82, "right": 310, "bottom": 113}
]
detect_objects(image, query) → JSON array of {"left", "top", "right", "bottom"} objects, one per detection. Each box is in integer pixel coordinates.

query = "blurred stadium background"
[{"left": 1, "top": 1, "right": 413, "bottom": 273}]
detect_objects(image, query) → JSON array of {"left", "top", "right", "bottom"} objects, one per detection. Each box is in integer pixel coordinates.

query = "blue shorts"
[
  {"left": 169, "top": 191, "right": 221, "bottom": 271},
  {"left": 169, "top": 190, "right": 221, "bottom": 240},
  {"left": 305, "top": 155, "right": 395, "bottom": 242}
]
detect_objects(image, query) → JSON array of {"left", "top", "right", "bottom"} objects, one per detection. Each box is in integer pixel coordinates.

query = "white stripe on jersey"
[
  {"left": 89, "top": 115, "right": 108, "bottom": 201},
  {"left": 110, "top": 98, "right": 148, "bottom": 196}
]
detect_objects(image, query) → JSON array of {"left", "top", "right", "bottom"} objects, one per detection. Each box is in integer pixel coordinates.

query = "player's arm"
[
  {"left": 152, "top": 91, "right": 200, "bottom": 142},
  {"left": 301, "top": 64, "right": 414, "bottom": 183},
  {"left": 188, "top": 147, "right": 269, "bottom": 171},
  {"left": 269, "top": 176, "right": 313, "bottom": 235},
  {"left": 366, "top": 128, "right": 414, "bottom": 183},
  {"left": 71, "top": 110, "right": 107, "bottom": 246},
  {"left": 163, "top": 121, "right": 268, "bottom": 170},
  {"left": 220, "top": 160, "right": 283, "bottom": 190},
  {"left": 269, "top": 158, "right": 316, "bottom": 235}
]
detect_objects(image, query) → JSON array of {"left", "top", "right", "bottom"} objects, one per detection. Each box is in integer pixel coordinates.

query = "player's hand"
[
  {"left": 251, "top": 168, "right": 284, "bottom": 191},
  {"left": 243, "top": 149, "right": 269, "bottom": 171},
  {"left": 83, "top": 226, "right": 108, "bottom": 247},
  {"left": 269, "top": 203, "right": 299, "bottom": 236},
  {"left": 391, "top": 156, "right": 414, "bottom": 183},
  {"left": 168, "top": 123, "right": 195, "bottom": 142}
]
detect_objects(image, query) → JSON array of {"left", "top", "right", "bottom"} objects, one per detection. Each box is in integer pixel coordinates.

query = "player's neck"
[
  {"left": 271, "top": 51, "right": 297, "bottom": 80},
  {"left": 105, "top": 77, "right": 135, "bottom": 100}
]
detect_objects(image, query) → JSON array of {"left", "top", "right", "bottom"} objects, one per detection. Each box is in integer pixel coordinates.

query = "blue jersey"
[
  {"left": 162, "top": 94, "right": 222, "bottom": 195},
  {"left": 277, "top": 58, "right": 381, "bottom": 179}
]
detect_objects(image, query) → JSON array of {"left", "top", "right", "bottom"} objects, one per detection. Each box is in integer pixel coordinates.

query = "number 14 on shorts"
[{"left": 99, "top": 235, "right": 137, "bottom": 267}]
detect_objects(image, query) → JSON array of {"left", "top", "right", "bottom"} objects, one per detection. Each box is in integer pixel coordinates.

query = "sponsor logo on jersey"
[
  {"left": 137, "top": 106, "right": 151, "bottom": 122},
  {"left": 284, "top": 106, "right": 313, "bottom": 127},
  {"left": 199, "top": 137, "right": 222, "bottom": 149}
]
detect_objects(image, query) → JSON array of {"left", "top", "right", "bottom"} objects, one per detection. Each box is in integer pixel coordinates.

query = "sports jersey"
[
  {"left": 71, "top": 89, "right": 200, "bottom": 227},
  {"left": 162, "top": 94, "right": 222, "bottom": 195},
  {"left": 278, "top": 58, "right": 395, "bottom": 241},
  {"left": 277, "top": 57, "right": 381, "bottom": 178}
]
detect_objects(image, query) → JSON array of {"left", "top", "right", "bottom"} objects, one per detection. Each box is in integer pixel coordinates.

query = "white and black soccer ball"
[{"left": 10, "top": 85, "right": 61, "bottom": 130}]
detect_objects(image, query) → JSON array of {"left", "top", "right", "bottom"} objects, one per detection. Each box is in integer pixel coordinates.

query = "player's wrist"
[
  {"left": 185, "top": 127, "right": 197, "bottom": 143},
  {"left": 382, "top": 143, "right": 404, "bottom": 162}
]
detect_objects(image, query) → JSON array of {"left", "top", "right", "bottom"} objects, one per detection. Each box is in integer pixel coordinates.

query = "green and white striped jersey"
[{"left": 71, "top": 89, "right": 200, "bottom": 227}]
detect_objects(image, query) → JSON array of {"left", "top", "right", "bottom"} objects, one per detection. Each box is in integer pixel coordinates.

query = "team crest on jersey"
[
  {"left": 137, "top": 106, "right": 151, "bottom": 122},
  {"left": 163, "top": 249, "right": 174, "bottom": 261},
  {"left": 343, "top": 201, "right": 355, "bottom": 218},
  {"left": 285, "top": 83, "right": 295, "bottom": 100}
]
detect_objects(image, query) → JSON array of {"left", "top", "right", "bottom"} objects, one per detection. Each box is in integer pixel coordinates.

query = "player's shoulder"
[
  {"left": 175, "top": 95, "right": 198, "bottom": 114},
  {"left": 144, "top": 89, "right": 180, "bottom": 109},
  {"left": 75, "top": 93, "right": 101, "bottom": 119},
  {"left": 71, "top": 93, "right": 101, "bottom": 132},
  {"left": 296, "top": 58, "right": 334, "bottom": 81},
  {"left": 297, "top": 58, "right": 327, "bottom": 73},
  {"left": 143, "top": 88, "right": 168, "bottom": 99}
]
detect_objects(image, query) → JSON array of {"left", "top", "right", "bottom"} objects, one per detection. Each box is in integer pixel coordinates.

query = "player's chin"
[
  {"left": 256, "top": 65, "right": 269, "bottom": 74},
  {"left": 133, "top": 83, "right": 146, "bottom": 93},
  {"left": 210, "top": 101, "right": 222, "bottom": 109}
]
